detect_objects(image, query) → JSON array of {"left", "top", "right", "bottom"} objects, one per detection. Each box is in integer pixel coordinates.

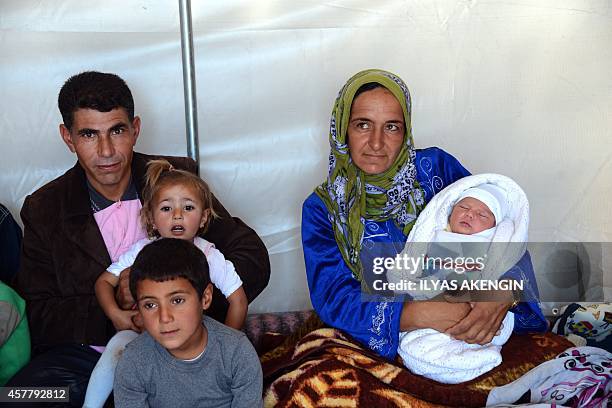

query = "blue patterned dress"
[{"left": 302, "top": 147, "right": 547, "bottom": 359}]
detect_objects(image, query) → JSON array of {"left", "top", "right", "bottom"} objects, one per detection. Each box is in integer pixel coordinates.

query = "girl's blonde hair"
[{"left": 140, "top": 159, "right": 218, "bottom": 238}]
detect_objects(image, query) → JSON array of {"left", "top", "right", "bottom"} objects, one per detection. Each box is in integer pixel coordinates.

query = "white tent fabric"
[{"left": 1, "top": 0, "right": 610, "bottom": 313}]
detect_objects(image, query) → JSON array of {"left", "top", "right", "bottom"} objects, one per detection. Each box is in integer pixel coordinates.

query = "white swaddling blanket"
[
  {"left": 394, "top": 173, "right": 529, "bottom": 384},
  {"left": 398, "top": 312, "right": 514, "bottom": 384}
]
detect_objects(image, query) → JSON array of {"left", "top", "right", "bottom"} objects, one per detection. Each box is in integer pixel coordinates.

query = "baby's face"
[{"left": 449, "top": 197, "right": 495, "bottom": 235}]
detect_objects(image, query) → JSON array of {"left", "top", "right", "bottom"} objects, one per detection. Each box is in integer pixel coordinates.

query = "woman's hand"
[
  {"left": 400, "top": 296, "right": 471, "bottom": 332},
  {"left": 445, "top": 301, "right": 511, "bottom": 344}
]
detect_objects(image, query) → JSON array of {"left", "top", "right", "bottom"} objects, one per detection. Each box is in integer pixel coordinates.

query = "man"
[
  {"left": 0, "top": 203, "right": 22, "bottom": 283},
  {"left": 9, "top": 71, "right": 270, "bottom": 406}
]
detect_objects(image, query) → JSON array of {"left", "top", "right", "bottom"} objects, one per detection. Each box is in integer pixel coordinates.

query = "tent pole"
[{"left": 178, "top": 0, "right": 200, "bottom": 172}]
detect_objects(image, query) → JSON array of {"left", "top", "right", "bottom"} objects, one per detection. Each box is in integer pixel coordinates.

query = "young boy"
[{"left": 113, "top": 238, "right": 262, "bottom": 407}]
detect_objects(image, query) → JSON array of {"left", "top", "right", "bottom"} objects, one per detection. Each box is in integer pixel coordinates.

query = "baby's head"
[
  {"left": 448, "top": 184, "right": 506, "bottom": 235},
  {"left": 141, "top": 159, "right": 218, "bottom": 240}
]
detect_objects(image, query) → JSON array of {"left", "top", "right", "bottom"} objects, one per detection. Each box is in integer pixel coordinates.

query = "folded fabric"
[
  {"left": 553, "top": 302, "right": 612, "bottom": 353},
  {"left": 398, "top": 312, "right": 514, "bottom": 384},
  {"left": 486, "top": 346, "right": 611, "bottom": 407}
]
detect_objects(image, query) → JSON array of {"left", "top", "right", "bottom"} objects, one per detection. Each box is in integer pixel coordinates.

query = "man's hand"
[
  {"left": 445, "top": 301, "right": 511, "bottom": 344},
  {"left": 131, "top": 312, "right": 144, "bottom": 333},
  {"left": 110, "top": 309, "right": 140, "bottom": 332},
  {"left": 115, "top": 267, "right": 135, "bottom": 309}
]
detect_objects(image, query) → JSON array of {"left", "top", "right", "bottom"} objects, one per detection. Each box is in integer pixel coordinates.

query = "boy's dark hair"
[
  {"left": 130, "top": 238, "right": 211, "bottom": 301},
  {"left": 58, "top": 71, "right": 135, "bottom": 130}
]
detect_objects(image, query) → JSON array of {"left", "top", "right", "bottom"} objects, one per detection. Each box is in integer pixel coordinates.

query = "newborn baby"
[{"left": 396, "top": 180, "right": 522, "bottom": 384}]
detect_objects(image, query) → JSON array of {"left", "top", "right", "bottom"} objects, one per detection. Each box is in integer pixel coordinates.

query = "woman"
[{"left": 302, "top": 69, "right": 546, "bottom": 359}]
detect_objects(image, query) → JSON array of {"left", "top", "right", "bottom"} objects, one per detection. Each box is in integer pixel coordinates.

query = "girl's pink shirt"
[{"left": 93, "top": 199, "right": 147, "bottom": 263}]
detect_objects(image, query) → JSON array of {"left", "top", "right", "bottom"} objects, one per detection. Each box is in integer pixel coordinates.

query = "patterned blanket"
[{"left": 261, "top": 316, "right": 573, "bottom": 407}]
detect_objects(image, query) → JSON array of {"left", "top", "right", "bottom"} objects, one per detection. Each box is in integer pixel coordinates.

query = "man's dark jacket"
[{"left": 14, "top": 152, "right": 270, "bottom": 351}]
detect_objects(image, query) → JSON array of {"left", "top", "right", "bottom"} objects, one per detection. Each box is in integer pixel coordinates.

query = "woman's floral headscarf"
[{"left": 315, "top": 69, "right": 425, "bottom": 283}]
